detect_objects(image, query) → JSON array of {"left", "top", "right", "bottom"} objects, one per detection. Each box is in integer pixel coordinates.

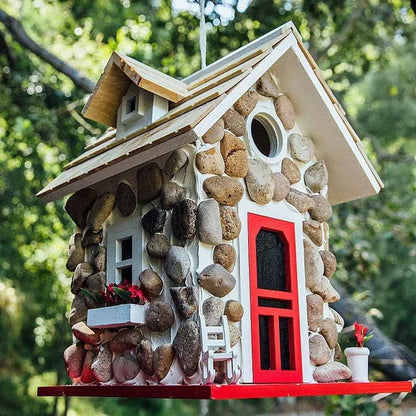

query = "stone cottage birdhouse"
[{"left": 37, "top": 22, "right": 412, "bottom": 399}]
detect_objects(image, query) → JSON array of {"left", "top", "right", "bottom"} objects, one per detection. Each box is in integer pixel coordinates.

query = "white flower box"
[{"left": 87, "top": 304, "right": 148, "bottom": 329}]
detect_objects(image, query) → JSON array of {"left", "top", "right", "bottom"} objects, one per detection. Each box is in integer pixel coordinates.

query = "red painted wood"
[
  {"left": 248, "top": 213, "right": 302, "bottom": 383},
  {"left": 37, "top": 381, "right": 413, "bottom": 400}
]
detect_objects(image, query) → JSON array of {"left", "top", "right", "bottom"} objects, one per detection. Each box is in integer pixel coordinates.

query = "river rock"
[
  {"left": 286, "top": 189, "right": 315, "bottom": 213},
  {"left": 222, "top": 108, "right": 247, "bottom": 137},
  {"left": 321, "top": 318, "right": 338, "bottom": 349},
  {"left": 170, "top": 287, "right": 198, "bottom": 319},
  {"left": 64, "top": 343, "right": 86, "bottom": 379},
  {"left": 203, "top": 118, "right": 224, "bottom": 144},
  {"left": 72, "top": 322, "right": 102, "bottom": 345},
  {"left": 80, "top": 350, "right": 96, "bottom": 383},
  {"left": 69, "top": 294, "right": 88, "bottom": 326},
  {"left": 256, "top": 71, "right": 279, "bottom": 97},
  {"left": 274, "top": 93, "right": 295, "bottom": 130},
  {"left": 82, "top": 228, "right": 103, "bottom": 247},
  {"left": 273, "top": 172, "right": 291, "bottom": 201},
  {"left": 164, "top": 149, "right": 188, "bottom": 176},
  {"left": 142, "top": 208, "right": 166, "bottom": 234},
  {"left": 198, "top": 264, "right": 236, "bottom": 297},
  {"left": 309, "top": 333, "right": 331, "bottom": 365},
  {"left": 164, "top": 246, "right": 191, "bottom": 284},
  {"left": 86, "top": 271, "right": 106, "bottom": 292},
  {"left": 197, "top": 199, "right": 222, "bottom": 245},
  {"left": 303, "top": 220, "right": 323, "bottom": 246},
  {"left": 173, "top": 320, "right": 201, "bottom": 377},
  {"left": 234, "top": 87, "right": 258, "bottom": 117},
  {"left": 196, "top": 147, "right": 225, "bottom": 175},
  {"left": 281, "top": 157, "right": 301, "bottom": 184},
  {"left": 329, "top": 307, "right": 345, "bottom": 328},
  {"left": 91, "top": 343, "right": 113, "bottom": 383},
  {"left": 229, "top": 323, "right": 241, "bottom": 347},
  {"left": 224, "top": 300, "right": 244, "bottom": 322},
  {"left": 146, "top": 233, "right": 170, "bottom": 259},
  {"left": 171, "top": 199, "right": 197, "bottom": 240},
  {"left": 146, "top": 301, "right": 174, "bottom": 333},
  {"left": 213, "top": 244, "right": 236, "bottom": 272},
  {"left": 305, "top": 161, "right": 328, "bottom": 192},
  {"left": 116, "top": 181, "right": 136, "bottom": 217},
  {"left": 160, "top": 182, "right": 185, "bottom": 210},
  {"left": 245, "top": 159, "right": 275, "bottom": 204},
  {"left": 320, "top": 250, "right": 337, "bottom": 278},
  {"left": 203, "top": 176, "right": 244, "bottom": 206},
  {"left": 334, "top": 343, "right": 342, "bottom": 362},
  {"left": 220, "top": 132, "right": 248, "bottom": 178},
  {"left": 137, "top": 162, "right": 163, "bottom": 203},
  {"left": 139, "top": 269, "right": 163, "bottom": 299},
  {"left": 307, "top": 294, "right": 324, "bottom": 332},
  {"left": 93, "top": 246, "right": 106, "bottom": 272},
  {"left": 304, "top": 239, "right": 324, "bottom": 289},
  {"left": 110, "top": 328, "right": 142, "bottom": 353},
  {"left": 309, "top": 195, "right": 332, "bottom": 223},
  {"left": 312, "top": 276, "right": 340, "bottom": 303},
  {"left": 202, "top": 296, "right": 225, "bottom": 326},
  {"left": 113, "top": 354, "right": 140, "bottom": 383},
  {"left": 66, "top": 233, "right": 85, "bottom": 272},
  {"left": 137, "top": 339, "right": 154, "bottom": 376},
  {"left": 289, "top": 133, "right": 315, "bottom": 163},
  {"left": 71, "top": 262, "right": 94, "bottom": 294},
  {"left": 313, "top": 362, "right": 351, "bottom": 383},
  {"left": 220, "top": 206, "right": 241, "bottom": 240},
  {"left": 87, "top": 192, "right": 116, "bottom": 232},
  {"left": 65, "top": 188, "right": 97, "bottom": 228},
  {"left": 153, "top": 344, "right": 175, "bottom": 381}
]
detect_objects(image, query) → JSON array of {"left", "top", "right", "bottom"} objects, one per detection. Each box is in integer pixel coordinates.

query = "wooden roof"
[
  {"left": 38, "top": 22, "right": 382, "bottom": 205},
  {"left": 82, "top": 51, "right": 189, "bottom": 127}
]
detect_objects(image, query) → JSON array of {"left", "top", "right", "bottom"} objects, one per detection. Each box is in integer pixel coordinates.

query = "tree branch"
[
  {"left": 0, "top": 8, "right": 94, "bottom": 93},
  {"left": 315, "top": 0, "right": 367, "bottom": 62}
]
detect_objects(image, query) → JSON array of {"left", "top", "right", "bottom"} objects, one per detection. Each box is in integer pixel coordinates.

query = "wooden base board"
[{"left": 37, "top": 381, "right": 412, "bottom": 400}]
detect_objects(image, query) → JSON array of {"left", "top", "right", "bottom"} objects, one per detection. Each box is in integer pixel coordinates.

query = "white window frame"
[
  {"left": 121, "top": 86, "right": 145, "bottom": 125},
  {"left": 246, "top": 101, "right": 287, "bottom": 164},
  {"left": 106, "top": 213, "right": 141, "bottom": 286}
]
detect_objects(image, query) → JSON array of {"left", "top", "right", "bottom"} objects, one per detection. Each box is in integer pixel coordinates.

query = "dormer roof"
[
  {"left": 82, "top": 51, "right": 189, "bottom": 126},
  {"left": 38, "top": 22, "right": 383, "bottom": 205}
]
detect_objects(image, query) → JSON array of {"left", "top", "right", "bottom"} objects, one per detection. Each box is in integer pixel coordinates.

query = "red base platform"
[{"left": 38, "top": 381, "right": 413, "bottom": 400}]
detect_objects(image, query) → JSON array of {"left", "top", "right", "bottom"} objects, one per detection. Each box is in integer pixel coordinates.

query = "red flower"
[
  {"left": 107, "top": 283, "right": 116, "bottom": 293},
  {"left": 128, "top": 285, "right": 148, "bottom": 303},
  {"left": 118, "top": 279, "right": 130, "bottom": 291},
  {"left": 354, "top": 321, "right": 369, "bottom": 347}
]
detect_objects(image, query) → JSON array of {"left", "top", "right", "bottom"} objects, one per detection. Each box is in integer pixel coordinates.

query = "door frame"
[{"left": 238, "top": 201, "right": 311, "bottom": 383}]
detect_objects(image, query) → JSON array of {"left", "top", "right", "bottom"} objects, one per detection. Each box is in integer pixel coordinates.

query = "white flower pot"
[
  {"left": 87, "top": 304, "right": 148, "bottom": 328},
  {"left": 345, "top": 347, "right": 370, "bottom": 382}
]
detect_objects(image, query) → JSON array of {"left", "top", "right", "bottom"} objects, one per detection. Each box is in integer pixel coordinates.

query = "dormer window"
[{"left": 121, "top": 86, "right": 144, "bottom": 125}]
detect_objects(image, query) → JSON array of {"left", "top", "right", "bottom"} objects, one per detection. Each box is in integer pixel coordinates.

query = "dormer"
[
  {"left": 116, "top": 84, "right": 169, "bottom": 139},
  {"left": 81, "top": 51, "right": 189, "bottom": 137}
]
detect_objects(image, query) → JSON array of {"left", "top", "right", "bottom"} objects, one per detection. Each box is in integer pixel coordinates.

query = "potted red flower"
[
  {"left": 83, "top": 280, "right": 149, "bottom": 329},
  {"left": 344, "top": 322, "right": 374, "bottom": 382}
]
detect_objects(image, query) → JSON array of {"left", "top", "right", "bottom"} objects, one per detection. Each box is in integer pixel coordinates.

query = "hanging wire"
[{"left": 199, "top": 0, "right": 207, "bottom": 69}]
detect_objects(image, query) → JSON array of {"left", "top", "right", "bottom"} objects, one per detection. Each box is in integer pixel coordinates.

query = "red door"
[{"left": 248, "top": 213, "right": 302, "bottom": 383}]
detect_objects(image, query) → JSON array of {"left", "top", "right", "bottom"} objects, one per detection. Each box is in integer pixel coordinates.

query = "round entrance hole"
[{"left": 250, "top": 113, "right": 282, "bottom": 159}]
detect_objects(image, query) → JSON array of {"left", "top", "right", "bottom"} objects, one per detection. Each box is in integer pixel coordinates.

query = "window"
[
  {"left": 106, "top": 214, "right": 141, "bottom": 285},
  {"left": 247, "top": 110, "right": 283, "bottom": 161},
  {"left": 120, "top": 86, "right": 144, "bottom": 125}
]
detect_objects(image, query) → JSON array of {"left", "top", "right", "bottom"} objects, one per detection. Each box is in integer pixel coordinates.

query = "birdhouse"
[{"left": 37, "top": 22, "right": 412, "bottom": 399}]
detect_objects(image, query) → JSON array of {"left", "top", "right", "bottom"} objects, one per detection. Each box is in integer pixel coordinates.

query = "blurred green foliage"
[{"left": 0, "top": 0, "right": 415, "bottom": 414}]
